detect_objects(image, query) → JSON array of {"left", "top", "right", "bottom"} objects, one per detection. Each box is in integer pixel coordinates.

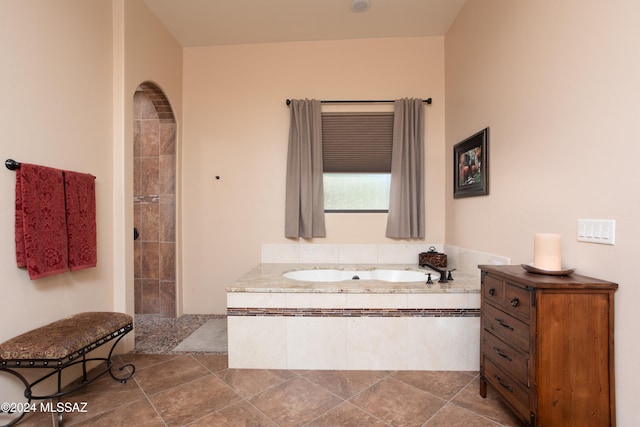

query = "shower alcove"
[{"left": 133, "top": 82, "right": 177, "bottom": 317}]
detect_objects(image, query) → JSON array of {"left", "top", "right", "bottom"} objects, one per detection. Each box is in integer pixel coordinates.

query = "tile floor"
[
  {"left": 14, "top": 353, "right": 523, "bottom": 427},
  {"left": 12, "top": 315, "right": 524, "bottom": 426}
]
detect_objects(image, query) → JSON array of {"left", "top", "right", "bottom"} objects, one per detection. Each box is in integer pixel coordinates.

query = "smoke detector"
[{"left": 350, "top": 0, "right": 371, "bottom": 13}]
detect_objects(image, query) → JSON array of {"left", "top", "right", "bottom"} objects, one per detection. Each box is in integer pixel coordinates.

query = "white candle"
[{"left": 534, "top": 233, "right": 562, "bottom": 271}]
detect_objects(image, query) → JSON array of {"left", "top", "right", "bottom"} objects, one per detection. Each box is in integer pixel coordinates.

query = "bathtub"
[
  {"left": 226, "top": 264, "right": 481, "bottom": 371},
  {"left": 283, "top": 268, "right": 438, "bottom": 283}
]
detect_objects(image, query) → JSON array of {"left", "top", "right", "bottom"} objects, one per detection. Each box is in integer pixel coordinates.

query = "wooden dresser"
[{"left": 479, "top": 265, "right": 617, "bottom": 426}]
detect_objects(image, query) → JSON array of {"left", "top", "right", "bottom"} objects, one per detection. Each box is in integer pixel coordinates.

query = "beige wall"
[
  {"left": 0, "top": 0, "right": 115, "bottom": 339},
  {"left": 445, "top": 1, "right": 640, "bottom": 424},
  {"left": 181, "top": 37, "right": 445, "bottom": 313},
  {"left": 117, "top": 0, "right": 183, "bottom": 316},
  {"left": 0, "top": 0, "right": 181, "bottom": 340}
]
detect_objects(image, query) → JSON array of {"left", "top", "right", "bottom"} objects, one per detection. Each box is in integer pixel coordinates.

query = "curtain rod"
[{"left": 285, "top": 98, "right": 432, "bottom": 106}]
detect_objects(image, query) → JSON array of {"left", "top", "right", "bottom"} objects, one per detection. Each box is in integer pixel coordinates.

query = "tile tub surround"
[
  {"left": 226, "top": 264, "right": 481, "bottom": 371},
  {"left": 260, "top": 243, "right": 511, "bottom": 275}
]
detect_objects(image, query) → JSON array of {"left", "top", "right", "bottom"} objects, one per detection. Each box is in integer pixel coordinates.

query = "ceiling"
[{"left": 143, "top": 0, "right": 467, "bottom": 47}]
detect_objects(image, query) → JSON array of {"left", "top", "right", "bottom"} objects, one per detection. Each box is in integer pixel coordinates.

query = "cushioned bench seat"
[
  {"left": 0, "top": 312, "right": 132, "bottom": 361},
  {"left": 0, "top": 312, "right": 135, "bottom": 427}
]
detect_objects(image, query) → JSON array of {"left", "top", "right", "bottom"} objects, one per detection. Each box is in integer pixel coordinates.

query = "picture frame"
[{"left": 453, "top": 127, "right": 489, "bottom": 198}]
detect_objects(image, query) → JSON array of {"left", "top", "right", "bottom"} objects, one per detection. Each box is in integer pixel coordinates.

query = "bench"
[{"left": 0, "top": 312, "right": 135, "bottom": 427}]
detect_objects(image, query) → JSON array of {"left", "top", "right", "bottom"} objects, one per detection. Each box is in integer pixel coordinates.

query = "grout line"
[
  {"left": 294, "top": 376, "right": 346, "bottom": 426},
  {"left": 181, "top": 358, "right": 249, "bottom": 425},
  {"left": 301, "top": 399, "right": 392, "bottom": 427},
  {"left": 132, "top": 374, "right": 169, "bottom": 427},
  {"left": 339, "top": 371, "right": 397, "bottom": 425},
  {"left": 242, "top": 396, "right": 280, "bottom": 426},
  {"left": 423, "top": 373, "right": 511, "bottom": 426}
]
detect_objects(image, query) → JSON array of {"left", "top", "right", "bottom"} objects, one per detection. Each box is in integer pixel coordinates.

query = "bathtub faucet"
[{"left": 422, "top": 262, "right": 453, "bottom": 283}]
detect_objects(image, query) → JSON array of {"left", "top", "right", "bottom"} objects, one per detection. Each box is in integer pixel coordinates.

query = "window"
[
  {"left": 322, "top": 112, "right": 394, "bottom": 212},
  {"left": 323, "top": 173, "right": 390, "bottom": 211}
]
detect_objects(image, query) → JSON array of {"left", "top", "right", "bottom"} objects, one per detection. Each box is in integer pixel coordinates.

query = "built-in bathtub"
[
  {"left": 226, "top": 264, "right": 481, "bottom": 371},
  {"left": 283, "top": 268, "right": 439, "bottom": 282}
]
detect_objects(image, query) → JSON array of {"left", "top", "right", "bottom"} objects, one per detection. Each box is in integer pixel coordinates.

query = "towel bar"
[{"left": 5, "top": 159, "right": 96, "bottom": 179}]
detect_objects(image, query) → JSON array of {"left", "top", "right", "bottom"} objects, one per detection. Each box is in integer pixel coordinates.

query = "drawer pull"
[
  {"left": 510, "top": 297, "right": 519, "bottom": 307},
  {"left": 495, "top": 317, "right": 514, "bottom": 331},
  {"left": 494, "top": 374, "right": 515, "bottom": 393},
  {"left": 489, "top": 287, "right": 496, "bottom": 296},
  {"left": 492, "top": 346, "right": 512, "bottom": 361}
]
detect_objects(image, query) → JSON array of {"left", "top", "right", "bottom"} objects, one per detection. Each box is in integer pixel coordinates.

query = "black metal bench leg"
[
  {"left": 0, "top": 368, "right": 32, "bottom": 427},
  {"left": 105, "top": 330, "right": 136, "bottom": 383}
]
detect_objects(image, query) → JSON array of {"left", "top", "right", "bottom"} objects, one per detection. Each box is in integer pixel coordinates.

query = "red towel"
[
  {"left": 15, "top": 164, "right": 69, "bottom": 280},
  {"left": 15, "top": 171, "right": 26, "bottom": 268},
  {"left": 64, "top": 171, "right": 97, "bottom": 271}
]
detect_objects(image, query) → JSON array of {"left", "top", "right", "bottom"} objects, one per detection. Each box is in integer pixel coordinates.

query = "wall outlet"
[{"left": 577, "top": 219, "right": 615, "bottom": 245}]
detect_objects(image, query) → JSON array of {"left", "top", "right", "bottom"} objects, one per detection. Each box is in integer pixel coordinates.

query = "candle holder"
[{"left": 521, "top": 263, "right": 575, "bottom": 276}]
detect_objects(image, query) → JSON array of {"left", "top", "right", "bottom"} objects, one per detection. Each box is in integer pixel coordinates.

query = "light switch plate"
[{"left": 577, "top": 219, "right": 615, "bottom": 245}]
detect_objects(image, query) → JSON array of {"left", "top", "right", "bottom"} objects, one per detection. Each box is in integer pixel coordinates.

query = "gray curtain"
[
  {"left": 285, "top": 99, "right": 326, "bottom": 238},
  {"left": 386, "top": 98, "right": 425, "bottom": 239}
]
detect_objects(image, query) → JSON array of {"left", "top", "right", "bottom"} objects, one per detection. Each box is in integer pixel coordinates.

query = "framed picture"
[{"left": 454, "top": 127, "right": 489, "bottom": 198}]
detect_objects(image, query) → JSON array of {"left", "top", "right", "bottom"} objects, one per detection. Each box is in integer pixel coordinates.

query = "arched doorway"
[{"left": 133, "top": 82, "right": 177, "bottom": 317}]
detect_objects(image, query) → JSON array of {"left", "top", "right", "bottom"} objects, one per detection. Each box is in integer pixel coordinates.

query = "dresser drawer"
[
  {"left": 502, "top": 282, "right": 532, "bottom": 321},
  {"left": 484, "top": 358, "right": 530, "bottom": 423},
  {"left": 483, "top": 303, "right": 530, "bottom": 352},
  {"left": 482, "top": 273, "right": 504, "bottom": 306},
  {"left": 482, "top": 330, "right": 529, "bottom": 386}
]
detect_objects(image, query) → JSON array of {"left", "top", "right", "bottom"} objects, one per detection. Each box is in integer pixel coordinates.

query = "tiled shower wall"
[{"left": 133, "top": 86, "right": 176, "bottom": 317}]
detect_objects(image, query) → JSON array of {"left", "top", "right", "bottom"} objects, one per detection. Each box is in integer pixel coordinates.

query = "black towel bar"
[{"left": 5, "top": 159, "right": 96, "bottom": 179}]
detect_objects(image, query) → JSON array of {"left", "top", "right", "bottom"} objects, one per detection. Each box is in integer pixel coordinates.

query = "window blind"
[{"left": 322, "top": 112, "right": 394, "bottom": 173}]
